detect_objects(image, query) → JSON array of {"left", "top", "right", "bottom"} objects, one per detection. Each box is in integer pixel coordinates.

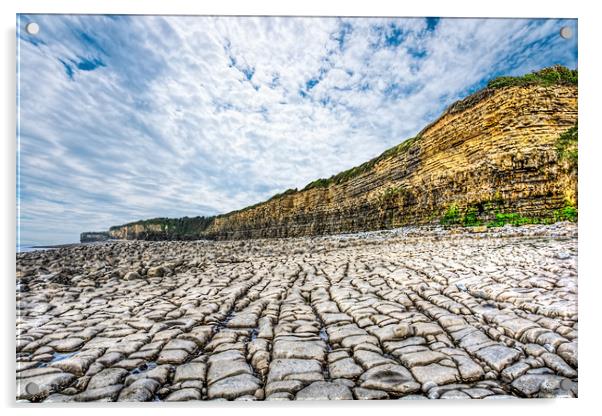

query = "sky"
[{"left": 16, "top": 15, "right": 577, "bottom": 246}]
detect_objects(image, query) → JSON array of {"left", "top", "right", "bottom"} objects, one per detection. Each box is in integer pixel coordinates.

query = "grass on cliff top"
[
  {"left": 444, "top": 66, "right": 577, "bottom": 116},
  {"left": 487, "top": 65, "right": 577, "bottom": 89},
  {"left": 302, "top": 135, "right": 420, "bottom": 191},
  {"left": 217, "top": 187, "right": 300, "bottom": 217}
]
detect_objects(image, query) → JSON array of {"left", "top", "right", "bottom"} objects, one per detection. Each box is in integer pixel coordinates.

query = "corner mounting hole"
[
  {"left": 26, "top": 22, "right": 39, "bottom": 35},
  {"left": 559, "top": 26, "right": 572, "bottom": 40}
]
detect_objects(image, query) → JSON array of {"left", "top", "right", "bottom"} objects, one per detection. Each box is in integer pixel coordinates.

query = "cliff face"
[
  {"left": 80, "top": 232, "right": 112, "bottom": 243},
  {"left": 103, "top": 80, "right": 577, "bottom": 242},
  {"left": 107, "top": 217, "right": 213, "bottom": 241}
]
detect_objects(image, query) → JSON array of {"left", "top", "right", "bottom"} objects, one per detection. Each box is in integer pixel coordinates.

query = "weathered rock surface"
[{"left": 16, "top": 224, "right": 577, "bottom": 401}]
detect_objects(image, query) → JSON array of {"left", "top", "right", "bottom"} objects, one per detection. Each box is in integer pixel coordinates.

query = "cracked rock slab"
[
  {"left": 296, "top": 381, "right": 353, "bottom": 400},
  {"left": 15, "top": 224, "right": 578, "bottom": 401},
  {"left": 207, "top": 374, "right": 261, "bottom": 400}
]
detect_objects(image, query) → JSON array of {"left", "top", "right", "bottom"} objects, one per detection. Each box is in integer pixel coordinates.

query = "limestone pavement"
[{"left": 16, "top": 223, "right": 578, "bottom": 401}]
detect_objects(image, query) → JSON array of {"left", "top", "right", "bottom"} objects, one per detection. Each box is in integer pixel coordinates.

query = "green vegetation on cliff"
[
  {"left": 440, "top": 204, "right": 461, "bottom": 226},
  {"left": 440, "top": 202, "right": 578, "bottom": 228},
  {"left": 556, "top": 123, "right": 578, "bottom": 169},
  {"left": 486, "top": 206, "right": 577, "bottom": 227},
  {"left": 378, "top": 185, "right": 410, "bottom": 205},
  {"left": 444, "top": 66, "right": 577, "bottom": 116},
  {"left": 110, "top": 216, "right": 214, "bottom": 239},
  {"left": 487, "top": 65, "right": 578, "bottom": 89},
  {"left": 303, "top": 136, "right": 420, "bottom": 191}
]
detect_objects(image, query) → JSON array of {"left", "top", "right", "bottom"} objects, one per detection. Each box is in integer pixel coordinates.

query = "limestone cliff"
[
  {"left": 80, "top": 232, "right": 112, "bottom": 243},
  {"left": 98, "top": 67, "right": 578, "bottom": 242}
]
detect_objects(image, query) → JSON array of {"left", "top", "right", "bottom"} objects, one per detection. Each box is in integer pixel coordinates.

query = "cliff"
[
  {"left": 96, "top": 66, "right": 578, "bottom": 242},
  {"left": 80, "top": 232, "right": 113, "bottom": 243}
]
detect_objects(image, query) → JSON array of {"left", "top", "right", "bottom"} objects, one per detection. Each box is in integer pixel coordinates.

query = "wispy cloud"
[{"left": 16, "top": 15, "right": 577, "bottom": 245}]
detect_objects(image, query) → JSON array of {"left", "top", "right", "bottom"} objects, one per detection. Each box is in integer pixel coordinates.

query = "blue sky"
[{"left": 16, "top": 15, "right": 577, "bottom": 245}]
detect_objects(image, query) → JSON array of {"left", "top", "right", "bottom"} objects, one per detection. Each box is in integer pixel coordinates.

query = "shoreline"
[{"left": 19, "top": 221, "right": 578, "bottom": 255}]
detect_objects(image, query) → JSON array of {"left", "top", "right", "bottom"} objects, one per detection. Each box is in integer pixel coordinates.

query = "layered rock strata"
[{"left": 104, "top": 83, "right": 577, "bottom": 241}]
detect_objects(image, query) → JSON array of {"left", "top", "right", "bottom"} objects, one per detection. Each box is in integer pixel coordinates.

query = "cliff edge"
[{"left": 91, "top": 66, "right": 578, "bottom": 242}]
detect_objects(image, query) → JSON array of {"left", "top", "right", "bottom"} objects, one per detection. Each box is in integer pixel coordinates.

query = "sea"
[{"left": 17, "top": 243, "right": 80, "bottom": 253}]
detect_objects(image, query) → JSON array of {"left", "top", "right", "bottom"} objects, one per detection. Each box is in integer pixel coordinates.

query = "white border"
[
  {"left": 5, "top": 0, "right": 582, "bottom": 18},
  {"left": 2, "top": 1, "right": 600, "bottom": 416}
]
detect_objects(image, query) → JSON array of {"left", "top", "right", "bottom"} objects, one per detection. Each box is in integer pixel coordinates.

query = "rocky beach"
[{"left": 16, "top": 223, "right": 578, "bottom": 402}]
